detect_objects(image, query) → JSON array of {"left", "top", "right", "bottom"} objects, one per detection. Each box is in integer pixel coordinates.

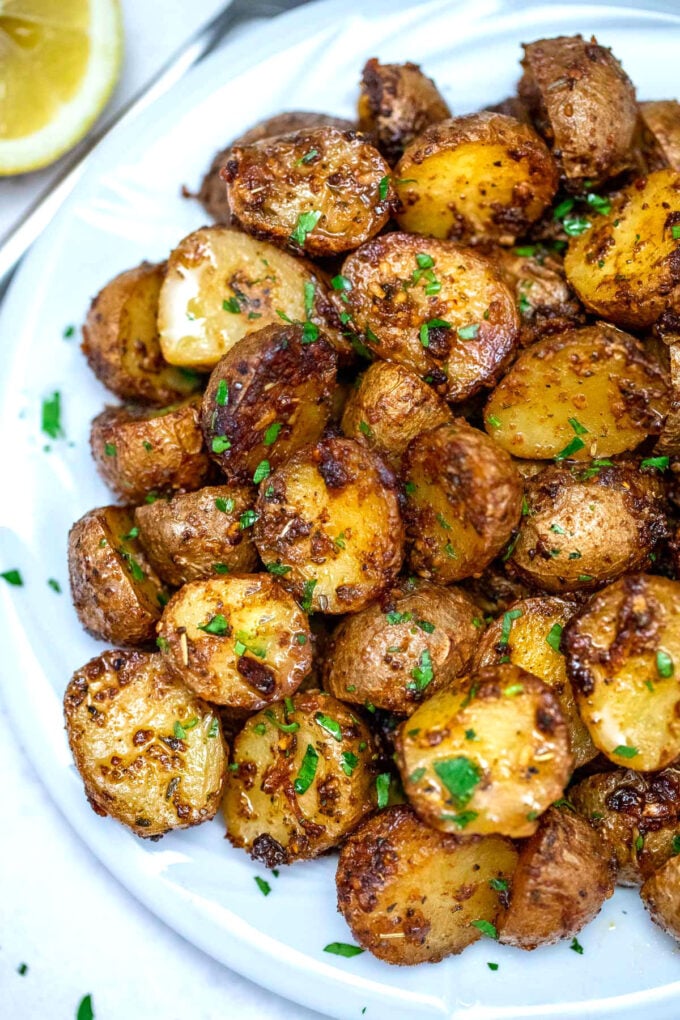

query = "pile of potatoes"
[{"left": 65, "top": 34, "right": 680, "bottom": 965}]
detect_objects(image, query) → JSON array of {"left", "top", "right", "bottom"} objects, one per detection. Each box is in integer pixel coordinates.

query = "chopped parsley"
[
  {"left": 504, "top": 682, "right": 524, "bottom": 697},
  {"left": 487, "top": 962, "right": 499, "bottom": 971},
  {"left": 297, "top": 148, "right": 319, "bottom": 164},
  {"left": 672, "top": 835, "right": 680, "bottom": 855},
  {"left": 470, "top": 919, "right": 498, "bottom": 939},
  {"left": 41, "top": 391, "right": 63, "bottom": 440},
  {"left": 434, "top": 756, "right": 480, "bottom": 807},
  {"left": 119, "top": 549, "right": 145, "bottom": 582},
  {"left": 409, "top": 648, "right": 433, "bottom": 692},
  {"left": 216, "top": 379, "right": 229, "bottom": 405},
  {"left": 555, "top": 436, "right": 585, "bottom": 460},
  {"left": 254, "top": 876, "right": 271, "bottom": 896},
  {"left": 323, "top": 942, "right": 364, "bottom": 958},
  {"left": 294, "top": 744, "right": 319, "bottom": 794},
  {"left": 409, "top": 767, "right": 426, "bottom": 783},
  {"left": 500, "top": 608, "right": 522, "bottom": 647},
  {"left": 212, "top": 435, "right": 232, "bottom": 453},
  {"left": 198, "top": 613, "right": 229, "bottom": 636},
  {"left": 63, "top": 325, "right": 75, "bottom": 339},
  {"left": 263, "top": 710, "right": 299, "bottom": 733},
  {"left": 331, "top": 274, "right": 352, "bottom": 293},
  {"left": 267, "top": 562, "right": 291, "bottom": 576},
  {"left": 358, "top": 420, "right": 373, "bottom": 438},
  {"left": 585, "top": 192, "right": 612, "bottom": 216},
  {"left": 568, "top": 417, "right": 588, "bottom": 436},
  {"left": 419, "top": 318, "right": 451, "bottom": 348},
  {"left": 546, "top": 623, "right": 563, "bottom": 653},
  {"left": 215, "top": 497, "right": 234, "bottom": 513},
  {"left": 315, "top": 712, "right": 343, "bottom": 741},
  {"left": 17, "top": 962, "right": 28, "bottom": 975},
  {"left": 47, "top": 578, "right": 61, "bottom": 593},
  {"left": 378, "top": 175, "right": 390, "bottom": 202},
  {"left": 1, "top": 569, "right": 23, "bottom": 586},
  {"left": 613, "top": 744, "right": 639, "bottom": 759},
  {"left": 376, "top": 772, "right": 391, "bottom": 809},
  {"left": 213, "top": 563, "right": 229, "bottom": 574},
  {"left": 222, "top": 297, "right": 241, "bottom": 313},
  {"left": 457, "top": 323, "right": 480, "bottom": 341},
  {"left": 641, "top": 456, "right": 669, "bottom": 471},
  {"left": 290, "top": 210, "right": 322, "bottom": 246},
  {"left": 77, "top": 995, "right": 94, "bottom": 1020},
  {"left": 263, "top": 422, "right": 282, "bottom": 446},
  {"left": 570, "top": 937, "right": 584, "bottom": 955},
  {"left": 487, "top": 414, "right": 502, "bottom": 429},
  {"left": 657, "top": 650, "right": 674, "bottom": 678},
  {"left": 239, "top": 510, "right": 258, "bottom": 529},
  {"left": 673, "top": 225, "right": 680, "bottom": 240},
  {"left": 253, "top": 460, "right": 271, "bottom": 484},
  {"left": 341, "top": 751, "right": 359, "bottom": 776},
  {"left": 104, "top": 442, "right": 116, "bottom": 457},
  {"left": 299, "top": 578, "right": 317, "bottom": 612}
]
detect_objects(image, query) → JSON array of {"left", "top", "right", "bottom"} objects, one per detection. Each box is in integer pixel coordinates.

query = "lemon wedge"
[{"left": 0, "top": 0, "right": 123, "bottom": 175}]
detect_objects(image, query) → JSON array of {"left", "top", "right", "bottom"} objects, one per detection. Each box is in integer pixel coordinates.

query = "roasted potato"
[
  {"left": 484, "top": 324, "right": 669, "bottom": 459},
  {"left": 253, "top": 437, "right": 404, "bottom": 614},
  {"left": 224, "top": 689, "right": 378, "bottom": 864},
  {"left": 518, "top": 35, "right": 638, "bottom": 186},
  {"left": 64, "top": 649, "right": 227, "bottom": 837},
  {"left": 654, "top": 343, "right": 680, "bottom": 455},
  {"left": 222, "top": 127, "right": 394, "bottom": 257},
  {"left": 336, "top": 805, "right": 518, "bottom": 964},
  {"left": 403, "top": 422, "right": 523, "bottom": 583},
  {"left": 358, "top": 59, "right": 451, "bottom": 165},
  {"left": 90, "top": 397, "right": 210, "bottom": 502},
  {"left": 396, "top": 665, "right": 572, "bottom": 838},
  {"left": 201, "top": 323, "right": 337, "bottom": 483},
  {"left": 394, "top": 113, "right": 558, "bottom": 244},
  {"left": 497, "top": 806, "right": 616, "bottom": 949},
  {"left": 641, "top": 854, "right": 680, "bottom": 942},
  {"left": 134, "top": 484, "right": 258, "bottom": 587},
  {"left": 472, "top": 596, "right": 596, "bottom": 768},
  {"left": 322, "top": 578, "right": 480, "bottom": 714},
  {"left": 564, "top": 574, "right": 680, "bottom": 771},
  {"left": 462, "top": 563, "right": 533, "bottom": 617},
  {"left": 157, "top": 574, "right": 312, "bottom": 710},
  {"left": 637, "top": 100, "right": 680, "bottom": 172},
  {"left": 68, "top": 505, "right": 169, "bottom": 646},
  {"left": 340, "top": 233, "right": 520, "bottom": 403}
]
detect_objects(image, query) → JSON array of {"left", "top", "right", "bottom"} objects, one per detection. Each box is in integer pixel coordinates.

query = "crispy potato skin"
[
  {"left": 201, "top": 324, "right": 337, "bottom": 483},
  {"left": 322, "top": 579, "right": 480, "bottom": 714},
  {"left": 518, "top": 35, "right": 638, "bottom": 186},
  {"left": 564, "top": 575, "right": 680, "bottom": 771},
  {"left": 90, "top": 397, "right": 210, "bottom": 502},
  {"left": 157, "top": 574, "right": 312, "bottom": 710},
  {"left": 134, "top": 484, "right": 258, "bottom": 587},
  {"left": 485, "top": 324, "right": 669, "bottom": 459},
  {"left": 358, "top": 59, "right": 451, "bottom": 165},
  {"left": 394, "top": 113, "right": 558, "bottom": 244},
  {"left": 336, "top": 805, "right": 518, "bottom": 964},
  {"left": 641, "top": 855, "right": 680, "bottom": 941},
  {"left": 64, "top": 649, "right": 227, "bottom": 837},
  {"left": 655, "top": 343, "right": 680, "bottom": 455},
  {"left": 570, "top": 767, "right": 680, "bottom": 885},
  {"left": 637, "top": 101, "right": 680, "bottom": 173},
  {"left": 497, "top": 807, "right": 616, "bottom": 949},
  {"left": 68, "top": 506, "right": 168, "bottom": 646},
  {"left": 403, "top": 422, "right": 523, "bottom": 583},
  {"left": 223, "top": 690, "right": 377, "bottom": 864},
  {"left": 82, "top": 261, "right": 200, "bottom": 404},
  {"left": 341, "top": 233, "right": 520, "bottom": 403},
  {"left": 222, "top": 127, "right": 394, "bottom": 257},
  {"left": 253, "top": 437, "right": 404, "bottom": 614},
  {"left": 396, "top": 665, "right": 573, "bottom": 838}
]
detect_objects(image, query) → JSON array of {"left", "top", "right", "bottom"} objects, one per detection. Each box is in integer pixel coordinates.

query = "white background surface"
[{"left": 0, "top": 2, "right": 323, "bottom": 1018}]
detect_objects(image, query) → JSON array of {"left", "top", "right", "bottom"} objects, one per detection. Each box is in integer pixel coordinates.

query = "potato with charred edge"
[
  {"left": 82, "top": 261, "right": 201, "bottom": 404},
  {"left": 403, "top": 422, "right": 523, "bottom": 584},
  {"left": 637, "top": 101, "right": 680, "bottom": 172},
  {"left": 253, "top": 437, "right": 404, "bottom": 614},
  {"left": 472, "top": 597, "right": 596, "bottom": 768},
  {"left": 394, "top": 113, "right": 558, "bottom": 245},
  {"left": 64, "top": 649, "right": 227, "bottom": 837},
  {"left": 484, "top": 324, "right": 669, "bottom": 460},
  {"left": 222, "top": 127, "right": 394, "bottom": 258},
  {"left": 322, "top": 578, "right": 480, "bottom": 714},
  {"left": 340, "top": 361, "right": 452, "bottom": 469},
  {"left": 396, "top": 665, "right": 572, "bottom": 838},
  {"left": 336, "top": 805, "right": 517, "bottom": 964},
  {"left": 641, "top": 855, "right": 680, "bottom": 942},
  {"left": 358, "top": 59, "right": 451, "bottom": 165},
  {"left": 518, "top": 35, "right": 637, "bottom": 187},
  {"left": 201, "top": 324, "right": 337, "bottom": 484},
  {"left": 497, "top": 806, "right": 616, "bottom": 949},
  {"left": 564, "top": 170, "right": 680, "bottom": 331},
  {"left": 564, "top": 575, "right": 680, "bottom": 772},
  {"left": 157, "top": 574, "right": 311, "bottom": 711},
  {"left": 224, "top": 690, "right": 377, "bottom": 865},
  {"left": 340, "top": 233, "right": 520, "bottom": 403},
  {"left": 134, "top": 485, "right": 258, "bottom": 587},
  {"left": 570, "top": 766, "right": 680, "bottom": 885},
  {"left": 462, "top": 564, "right": 533, "bottom": 617}
]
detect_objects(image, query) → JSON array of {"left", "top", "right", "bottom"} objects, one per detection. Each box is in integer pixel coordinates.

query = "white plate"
[{"left": 2, "top": 1, "right": 680, "bottom": 1017}]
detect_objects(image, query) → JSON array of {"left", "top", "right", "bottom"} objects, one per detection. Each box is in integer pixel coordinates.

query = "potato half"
[
  {"left": 638, "top": 100, "right": 680, "bottom": 173},
  {"left": 641, "top": 855, "right": 680, "bottom": 942}
]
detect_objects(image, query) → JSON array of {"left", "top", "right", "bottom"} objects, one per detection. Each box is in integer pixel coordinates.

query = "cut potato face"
[
  {"left": 484, "top": 324, "right": 669, "bottom": 459},
  {"left": 223, "top": 690, "right": 377, "bottom": 864},
  {"left": 64, "top": 649, "right": 227, "bottom": 837},
  {"left": 157, "top": 574, "right": 312, "bottom": 710},
  {"left": 336, "top": 805, "right": 518, "bottom": 964},
  {"left": 641, "top": 854, "right": 680, "bottom": 943}
]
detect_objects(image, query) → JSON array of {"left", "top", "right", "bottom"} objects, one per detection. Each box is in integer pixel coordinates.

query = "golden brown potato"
[
  {"left": 340, "top": 233, "right": 520, "bottom": 403},
  {"left": 253, "top": 437, "right": 404, "bottom": 614},
  {"left": 223, "top": 689, "right": 378, "bottom": 864},
  {"left": 564, "top": 170, "right": 680, "bottom": 331},
  {"left": 82, "top": 261, "right": 201, "bottom": 404},
  {"left": 64, "top": 649, "right": 227, "bottom": 837},
  {"left": 570, "top": 766, "right": 680, "bottom": 885},
  {"left": 340, "top": 361, "right": 452, "bottom": 468},
  {"left": 336, "top": 805, "right": 518, "bottom": 964},
  {"left": 497, "top": 806, "right": 616, "bottom": 949},
  {"left": 655, "top": 343, "right": 680, "bottom": 455},
  {"left": 396, "top": 665, "right": 572, "bottom": 838},
  {"left": 201, "top": 323, "right": 337, "bottom": 484},
  {"left": 68, "top": 505, "right": 169, "bottom": 646},
  {"left": 157, "top": 574, "right": 312, "bottom": 710},
  {"left": 222, "top": 126, "right": 394, "bottom": 257},
  {"left": 134, "top": 484, "right": 258, "bottom": 587},
  {"left": 484, "top": 324, "right": 669, "bottom": 460},
  {"left": 564, "top": 575, "right": 680, "bottom": 771},
  {"left": 641, "top": 854, "right": 680, "bottom": 941},
  {"left": 518, "top": 35, "right": 637, "bottom": 186},
  {"left": 358, "top": 59, "right": 451, "bottom": 165},
  {"left": 637, "top": 100, "right": 680, "bottom": 172},
  {"left": 322, "top": 578, "right": 480, "bottom": 714},
  {"left": 403, "top": 422, "right": 523, "bottom": 583},
  {"left": 90, "top": 398, "right": 210, "bottom": 503},
  {"left": 394, "top": 113, "right": 558, "bottom": 244},
  {"left": 472, "top": 596, "right": 596, "bottom": 768}
]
